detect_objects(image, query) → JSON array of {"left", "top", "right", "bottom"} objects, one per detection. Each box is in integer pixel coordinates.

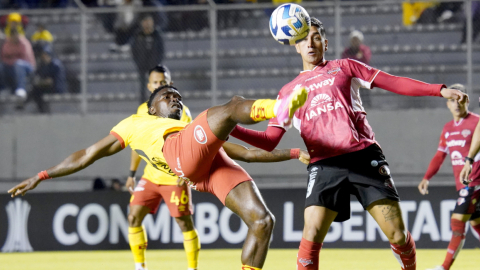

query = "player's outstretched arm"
[
  {"left": 126, "top": 150, "right": 142, "bottom": 194},
  {"left": 230, "top": 125, "right": 286, "bottom": 152},
  {"left": 222, "top": 142, "right": 310, "bottom": 164},
  {"left": 460, "top": 119, "right": 480, "bottom": 183},
  {"left": 8, "top": 134, "right": 123, "bottom": 197},
  {"left": 419, "top": 150, "right": 447, "bottom": 195},
  {"left": 372, "top": 71, "right": 468, "bottom": 103}
]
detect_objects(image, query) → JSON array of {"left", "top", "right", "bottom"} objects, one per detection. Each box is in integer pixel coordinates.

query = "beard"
[{"left": 168, "top": 111, "right": 181, "bottom": 120}]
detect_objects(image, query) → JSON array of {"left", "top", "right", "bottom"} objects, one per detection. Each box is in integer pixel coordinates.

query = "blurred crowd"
[{"left": 0, "top": 12, "right": 66, "bottom": 113}]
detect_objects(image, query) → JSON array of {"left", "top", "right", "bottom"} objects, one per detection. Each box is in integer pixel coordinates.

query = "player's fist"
[
  {"left": 418, "top": 179, "right": 429, "bottom": 195},
  {"left": 299, "top": 149, "right": 310, "bottom": 165},
  {"left": 459, "top": 162, "right": 472, "bottom": 186},
  {"left": 126, "top": 176, "right": 136, "bottom": 195},
  {"left": 8, "top": 177, "right": 41, "bottom": 197},
  {"left": 440, "top": 88, "right": 469, "bottom": 104}
]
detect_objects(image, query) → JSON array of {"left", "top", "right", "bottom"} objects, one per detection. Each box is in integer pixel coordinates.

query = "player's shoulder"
[
  {"left": 136, "top": 102, "right": 148, "bottom": 115},
  {"left": 468, "top": 112, "right": 480, "bottom": 120},
  {"left": 443, "top": 119, "right": 455, "bottom": 130}
]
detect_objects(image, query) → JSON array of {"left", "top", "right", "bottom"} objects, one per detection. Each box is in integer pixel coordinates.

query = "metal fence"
[{"left": 0, "top": 0, "right": 478, "bottom": 114}]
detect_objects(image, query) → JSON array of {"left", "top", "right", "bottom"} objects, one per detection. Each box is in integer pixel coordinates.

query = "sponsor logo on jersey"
[
  {"left": 450, "top": 150, "right": 465, "bottom": 166},
  {"left": 459, "top": 188, "right": 469, "bottom": 197},
  {"left": 445, "top": 132, "right": 449, "bottom": 139},
  {"left": 457, "top": 197, "right": 466, "bottom": 205},
  {"left": 304, "top": 74, "right": 324, "bottom": 82},
  {"left": 194, "top": 125, "right": 207, "bottom": 144},
  {"left": 450, "top": 131, "right": 460, "bottom": 136},
  {"left": 446, "top": 140, "right": 466, "bottom": 148},
  {"left": 299, "top": 258, "right": 314, "bottom": 267},
  {"left": 379, "top": 165, "right": 391, "bottom": 176},
  {"left": 305, "top": 93, "right": 344, "bottom": 121},
  {"left": 304, "top": 78, "right": 335, "bottom": 93},
  {"left": 327, "top": 67, "right": 341, "bottom": 75},
  {"left": 462, "top": 129, "right": 471, "bottom": 138}
]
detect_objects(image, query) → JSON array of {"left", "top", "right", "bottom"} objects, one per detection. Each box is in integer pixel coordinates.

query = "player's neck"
[
  {"left": 303, "top": 58, "right": 326, "bottom": 71},
  {"left": 453, "top": 111, "right": 468, "bottom": 122}
]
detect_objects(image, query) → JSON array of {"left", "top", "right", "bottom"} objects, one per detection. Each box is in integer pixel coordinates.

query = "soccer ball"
[{"left": 269, "top": 3, "right": 311, "bottom": 45}]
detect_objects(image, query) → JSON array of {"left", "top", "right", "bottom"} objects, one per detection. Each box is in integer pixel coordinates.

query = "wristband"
[
  {"left": 37, "top": 170, "right": 52, "bottom": 181},
  {"left": 290, "top": 148, "right": 300, "bottom": 159},
  {"left": 464, "top": 157, "right": 474, "bottom": 164},
  {"left": 129, "top": 170, "right": 136, "bottom": 178}
]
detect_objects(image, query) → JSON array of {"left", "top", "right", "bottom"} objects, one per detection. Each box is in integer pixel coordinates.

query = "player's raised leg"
[
  {"left": 224, "top": 181, "right": 275, "bottom": 269},
  {"left": 367, "top": 199, "right": 416, "bottom": 270},
  {"left": 296, "top": 206, "right": 337, "bottom": 270},
  {"left": 206, "top": 86, "right": 308, "bottom": 140}
]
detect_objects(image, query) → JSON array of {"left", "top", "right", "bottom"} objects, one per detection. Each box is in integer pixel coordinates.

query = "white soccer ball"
[{"left": 269, "top": 3, "right": 311, "bottom": 46}]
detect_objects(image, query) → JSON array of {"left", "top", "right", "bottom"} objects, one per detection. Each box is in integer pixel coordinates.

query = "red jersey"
[
  {"left": 269, "top": 59, "right": 380, "bottom": 163},
  {"left": 435, "top": 113, "right": 480, "bottom": 190}
]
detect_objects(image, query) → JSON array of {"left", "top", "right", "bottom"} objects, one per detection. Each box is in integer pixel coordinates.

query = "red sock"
[
  {"left": 390, "top": 231, "right": 416, "bottom": 270},
  {"left": 297, "top": 238, "right": 322, "bottom": 270},
  {"left": 442, "top": 219, "right": 466, "bottom": 270}
]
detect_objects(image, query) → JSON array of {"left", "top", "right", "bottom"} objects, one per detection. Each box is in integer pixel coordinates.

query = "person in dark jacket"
[
  {"left": 27, "top": 45, "right": 66, "bottom": 113},
  {"left": 131, "top": 15, "right": 165, "bottom": 103}
]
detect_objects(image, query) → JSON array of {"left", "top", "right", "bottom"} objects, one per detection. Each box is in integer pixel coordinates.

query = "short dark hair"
[
  {"left": 448, "top": 83, "right": 467, "bottom": 94},
  {"left": 147, "top": 85, "right": 179, "bottom": 115},
  {"left": 148, "top": 64, "right": 171, "bottom": 81},
  {"left": 310, "top": 17, "right": 326, "bottom": 37}
]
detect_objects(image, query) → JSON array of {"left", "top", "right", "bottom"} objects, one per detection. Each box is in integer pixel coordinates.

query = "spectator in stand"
[
  {"left": 342, "top": 30, "right": 372, "bottom": 107},
  {"left": 131, "top": 15, "right": 165, "bottom": 103},
  {"left": 0, "top": 27, "right": 35, "bottom": 98},
  {"left": 31, "top": 23, "right": 54, "bottom": 58},
  {"left": 341, "top": 30, "right": 371, "bottom": 65},
  {"left": 92, "top": 177, "right": 107, "bottom": 191},
  {"left": 25, "top": 45, "right": 66, "bottom": 113},
  {"left": 110, "top": 178, "right": 123, "bottom": 191},
  {"left": 1, "top": 12, "right": 28, "bottom": 38},
  {"left": 109, "top": 0, "right": 142, "bottom": 52}
]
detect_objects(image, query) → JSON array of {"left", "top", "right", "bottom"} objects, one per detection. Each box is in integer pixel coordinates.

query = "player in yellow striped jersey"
[{"left": 125, "top": 65, "right": 198, "bottom": 270}]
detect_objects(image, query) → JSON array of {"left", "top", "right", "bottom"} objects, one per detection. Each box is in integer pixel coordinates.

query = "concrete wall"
[{"left": 0, "top": 108, "right": 456, "bottom": 192}]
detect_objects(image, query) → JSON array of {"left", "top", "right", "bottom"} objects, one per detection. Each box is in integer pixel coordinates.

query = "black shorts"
[
  {"left": 305, "top": 144, "right": 400, "bottom": 222},
  {"left": 453, "top": 185, "right": 480, "bottom": 220}
]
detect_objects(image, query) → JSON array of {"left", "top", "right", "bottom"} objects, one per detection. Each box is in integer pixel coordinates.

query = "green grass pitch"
[{"left": 1, "top": 249, "right": 479, "bottom": 269}]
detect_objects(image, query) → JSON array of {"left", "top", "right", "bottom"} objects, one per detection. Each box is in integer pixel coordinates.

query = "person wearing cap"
[
  {"left": 26, "top": 45, "right": 66, "bottom": 113},
  {"left": 341, "top": 30, "right": 371, "bottom": 65},
  {"left": 0, "top": 27, "right": 35, "bottom": 98}
]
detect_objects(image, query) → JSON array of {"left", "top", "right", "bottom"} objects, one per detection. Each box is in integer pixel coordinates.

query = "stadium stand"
[{"left": 0, "top": 2, "right": 479, "bottom": 114}]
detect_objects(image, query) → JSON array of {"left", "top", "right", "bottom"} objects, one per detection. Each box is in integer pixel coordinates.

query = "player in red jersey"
[
  {"left": 418, "top": 84, "right": 480, "bottom": 270},
  {"left": 229, "top": 17, "right": 468, "bottom": 270}
]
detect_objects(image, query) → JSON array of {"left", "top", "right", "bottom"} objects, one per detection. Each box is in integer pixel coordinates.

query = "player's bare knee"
[
  {"left": 388, "top": 230, "right": 406, "bottom": 245},
  {"left": 251, "top": 211, "right": 275, "bottom": 235},
  {"left": 230, "top": 95, "right": 246, "bottom": 104},
  {"left": 128, "top": 212, "right": 141, "bottom": 227}
]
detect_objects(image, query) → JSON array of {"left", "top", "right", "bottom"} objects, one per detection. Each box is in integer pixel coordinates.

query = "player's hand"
[
  {"left": 418, "top": 179, "right": 429, "bottom": 195},
  {"left": 126, "top": 176, "right": 136, "bottom": 195},
  {"left": 459, "top": 162, "right": 473, "bottom": 185},
  {"left": 8, "top": 177, "right": 41, "bottom": 198},
  {"left": 177, "top": 177, "right": 185, "bottom": 187},
  {"left": 440, "top": 88, "right": 469, "bottom": 104},
  {"left": 299, "top": 149, "right": 310, "bottom": 165}
]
